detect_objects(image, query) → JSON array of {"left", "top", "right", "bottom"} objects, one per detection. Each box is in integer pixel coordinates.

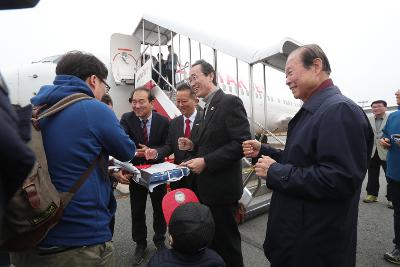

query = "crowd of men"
[{"left": 1, "top": 43, "right": 400, "bottom": 267}]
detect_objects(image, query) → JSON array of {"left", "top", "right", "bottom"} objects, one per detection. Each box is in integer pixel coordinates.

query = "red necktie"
[
  {"left": 184, "top": 118, "right": 191, "bottom": 138},
  {"left": 142, "top": 119, "right": 148, "bottom": 145}
]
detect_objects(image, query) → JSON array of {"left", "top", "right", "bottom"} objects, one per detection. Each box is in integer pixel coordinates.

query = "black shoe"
[
  {"left": 155, "top": 242, "right": 167, "bottom": 251},
  {"left": 132, "top": 244, "right": 146, "bottom": 266},
  {"left": 384, "top": 248, "right": 400, "bottom": 265}
]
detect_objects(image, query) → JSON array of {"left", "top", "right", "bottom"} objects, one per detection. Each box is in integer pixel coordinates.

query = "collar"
[
  {"left": 183, "top": 109, "right": 197, "bottom": 122},
  {"left": 302, "top": 81, "right": 340, "bottom": 113},
  {"left": 203, "top": 86, "right": 218, "bottom": 105},
  {"left": 374, "top": 113, "right": 386, "bottom": 119},
  {"left": 316, "top": 78, "right": 333, "bottom": 91},
  {"left": 140, "top": 112, "right": 153, "bottom": 123}
]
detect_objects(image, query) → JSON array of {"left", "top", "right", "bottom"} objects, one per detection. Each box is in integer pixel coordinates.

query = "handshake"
[{"left": 138, "top": 138, "right": 195, "bottom": 161}]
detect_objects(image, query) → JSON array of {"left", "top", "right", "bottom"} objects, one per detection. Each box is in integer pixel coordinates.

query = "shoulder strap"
[
  {"left": 60, "top": 151, "right": 104, "bottom": 207},
  {"left": 32, "top": 93, "right": 92, "bottom": 128}
]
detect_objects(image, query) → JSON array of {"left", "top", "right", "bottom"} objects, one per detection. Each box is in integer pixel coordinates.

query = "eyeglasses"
[
  {"left": 187, "top": 73, "right": 202, "bottom": 84},
  {"left": 100, "top": 78, "right": 111, "bottom": 93}
]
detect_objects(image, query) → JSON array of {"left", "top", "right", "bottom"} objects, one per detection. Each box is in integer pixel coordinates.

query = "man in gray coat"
[{"left": 363, "top": 100, "right": 391, "bottom": 207}]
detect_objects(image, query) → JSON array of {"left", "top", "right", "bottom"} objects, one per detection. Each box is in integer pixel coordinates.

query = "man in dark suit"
[
  {"left": 179, "top": 60, "right": 251, "bottom": 267},
  {"left": 120, "top": 87, "right": 169, "bottom": 266},
  {"left": 145, "top": 81, "right": 202, "bottom": 190}
]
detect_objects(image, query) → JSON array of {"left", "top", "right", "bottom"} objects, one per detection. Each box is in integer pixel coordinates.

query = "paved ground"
[{"left": 113, "top": 170, "right": 395, "bottom": 266}]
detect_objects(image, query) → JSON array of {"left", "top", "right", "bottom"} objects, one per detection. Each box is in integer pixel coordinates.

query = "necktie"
[
  {"left": 184, "top": 118, "right": 191, "bottom": 138},
  {"left": 142, "top": 119, "right": 148, "bottom": 145}
]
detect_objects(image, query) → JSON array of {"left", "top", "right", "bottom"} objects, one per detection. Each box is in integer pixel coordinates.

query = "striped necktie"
[{"left": 142, "top": 119, "right": 148, "bottom": 145}]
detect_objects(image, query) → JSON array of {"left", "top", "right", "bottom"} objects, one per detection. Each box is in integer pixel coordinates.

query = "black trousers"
[
  {"left": 208, "top": 203, "right": 244, "bottom": 267},
  {"left": 129, "top": 181, "right": 166, "bottom": 246},
  {"left": 366, "top": 151, "right": 390, "bottom": 200},
  {"left": 166, "top": 68, "right": 176, "bottom": 88},
  {"left": 390, "top": 179, "right": 400, "bottom": 248}
]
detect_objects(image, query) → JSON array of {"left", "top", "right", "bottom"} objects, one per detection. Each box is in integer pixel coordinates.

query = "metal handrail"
[
  {"left": 150, "top": 64, "right": 176, "bottom": 94},
  {"left": 254, "top": 121, "right": 286, "bottom": 145},
  {"left": 242, "top": 121, "right": 286, "bottom": 199}
]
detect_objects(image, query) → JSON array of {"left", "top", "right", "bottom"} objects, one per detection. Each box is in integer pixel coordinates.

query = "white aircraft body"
[{"left": 3, "top": 55, "right": 300, "bottom": 134}]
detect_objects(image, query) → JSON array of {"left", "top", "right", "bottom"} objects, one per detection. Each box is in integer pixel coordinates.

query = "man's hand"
[
  {"left": 178, "top": 137, "right": 193, "bottom": 151},
  {"left": 136, "top": 144, "right": 148, "bottom": 158},
  {"left": 243, "top": 140, "right": 262, "bottom": 158},
  {"left": 393, "top": 134, "right": 400, "bottom": 147},
  {"left": 145, "top": 148, "right": 158, "bottom": 160},
  {"left": 182, "top": 157, "right": 206, "bottom": 174},
  {"left": 112, "top": 170, "right": 132, "bottom": 185},
  {"left": 379, "top": 138, "right": 391, "bottom": 149},
  {"left": 255, "top": 155, "right": 276, "bottom": 178}
]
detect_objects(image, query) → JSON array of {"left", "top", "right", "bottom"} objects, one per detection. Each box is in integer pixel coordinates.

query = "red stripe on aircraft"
[
  {"left": 153, "top": 99, "right": 171, "bottom": 120},
  {"left": 143, "top": 80, "right": 172, "bottom": 120},
  {"left": 118, "top": 48, "right": 132, "bottom": 51}
]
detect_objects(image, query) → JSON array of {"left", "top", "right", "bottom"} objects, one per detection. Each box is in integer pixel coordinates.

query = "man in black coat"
[
  {"left": 120, "top": 87, "right": 169, "bottom": 266},
  {"left": 145, "top": 81, "right": 202, "bottom": 190},
  {"left": 179, "top": 60, "right": 251, "bottom": 267},
  {"left": 0, "top": 73, "right": 35, "bottom": 266},
  {"left": 243, "top": 44, "right": 373, "bottom": 267}
]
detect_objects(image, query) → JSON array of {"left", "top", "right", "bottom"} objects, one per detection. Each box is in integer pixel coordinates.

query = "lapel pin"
[{"left": 210, "top": 107, "right": 215, "bottom": 111}]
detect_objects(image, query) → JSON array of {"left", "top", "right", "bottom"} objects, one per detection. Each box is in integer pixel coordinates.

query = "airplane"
[
  {"left": 3, "top": 53, "right": 300, "bottom": 134},
  {"left": 4, "top": 53, "right": 301, "bottom": 140}
]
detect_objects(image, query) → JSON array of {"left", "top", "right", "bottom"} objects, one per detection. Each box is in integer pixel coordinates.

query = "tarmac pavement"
[{"left": 113, "top": 169, "right": 395, "bottom": 266}]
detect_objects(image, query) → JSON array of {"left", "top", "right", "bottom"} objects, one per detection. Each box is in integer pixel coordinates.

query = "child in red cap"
[{"left": 147, "top": 189, "right": 225, "bottom": 266}]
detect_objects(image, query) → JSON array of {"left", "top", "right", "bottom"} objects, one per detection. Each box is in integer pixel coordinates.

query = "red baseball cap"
[{"left": 162, "top": 189, "right": 199, "bottom": 225}]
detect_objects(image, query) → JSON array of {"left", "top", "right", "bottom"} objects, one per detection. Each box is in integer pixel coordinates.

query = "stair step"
[{"left": 242, "top": 191, "right": 272, "bottom": 222}]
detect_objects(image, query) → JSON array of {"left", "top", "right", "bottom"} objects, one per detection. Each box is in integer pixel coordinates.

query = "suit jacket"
[
  {"left": 368, "top": 113, "right": 388, "bottom": 160},
  {"left": 157, "top": 111, "right": 202, "bottom": 164},
  {"left": 120, "top": 111, "right": 169, "bottom": 165},
  {"left": 190, "top": 89, "right": 251, "bottom": 205}
]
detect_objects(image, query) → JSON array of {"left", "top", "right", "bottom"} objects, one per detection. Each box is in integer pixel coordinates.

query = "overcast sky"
[{"left": 0, "top": 0, "right": 399, "bottom": 106}]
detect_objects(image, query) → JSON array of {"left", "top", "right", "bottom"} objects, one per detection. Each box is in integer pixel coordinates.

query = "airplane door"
[{"left": 110, "top": 33, "right": 141, "bottom": 85}]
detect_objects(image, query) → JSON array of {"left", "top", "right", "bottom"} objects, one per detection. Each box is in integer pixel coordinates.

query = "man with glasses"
[
  {"left": 120, "top": 87, "right": 169, "bottom": 266},
  {"left": 11, "top": 51, "right": 136, "bottom": 267},
  {"left": 179, "top": 59, "right": 251, "bottom": 267}
]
